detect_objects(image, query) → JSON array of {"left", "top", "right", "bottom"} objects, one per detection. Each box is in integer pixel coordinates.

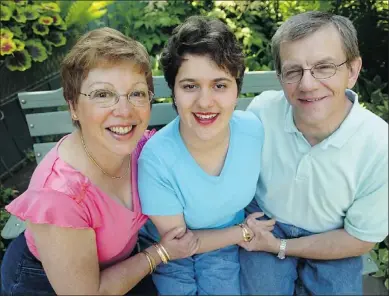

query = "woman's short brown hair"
[{"left": 60, "top": 27, "right": 153, "bottom": 127}]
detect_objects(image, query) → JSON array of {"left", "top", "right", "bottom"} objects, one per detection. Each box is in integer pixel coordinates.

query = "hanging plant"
[
  {"left": 0, "top": 0, "right": 114, "bottom": 71},
  {"left": 0, "top": 0, "right": 67, "bottom": 71}
]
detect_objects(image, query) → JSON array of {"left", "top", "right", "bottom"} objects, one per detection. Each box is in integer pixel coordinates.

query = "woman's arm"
[
  {"left": 150, "top": 212, "right": 275, "bottom": 254},
  {"left": 29, "top": 222, "right": 198, "bottom": 295}
]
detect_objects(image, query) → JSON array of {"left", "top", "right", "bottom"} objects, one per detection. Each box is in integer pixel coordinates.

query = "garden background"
[{"left": 0, "top": 0, "right": 388, "bottom": 292}]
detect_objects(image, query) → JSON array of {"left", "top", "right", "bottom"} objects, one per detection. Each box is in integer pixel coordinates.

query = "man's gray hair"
[{"left": 271, "top": 11, "right": 360, "bottom": 74}]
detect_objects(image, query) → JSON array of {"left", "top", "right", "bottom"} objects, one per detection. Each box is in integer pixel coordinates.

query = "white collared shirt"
[{"left": 248, "top": 90, "right": 388, "bottom": 242}]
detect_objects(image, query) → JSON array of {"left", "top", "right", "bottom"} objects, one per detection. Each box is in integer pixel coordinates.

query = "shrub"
[
  {"left": 0, "top": 185, "right": 18, "bottom": 254},
  {"left": 0, "top": 1, "right": 67, "bottom": 71},
  {"left": 0, "top": 0, "right": 114, "bottom": 72}
]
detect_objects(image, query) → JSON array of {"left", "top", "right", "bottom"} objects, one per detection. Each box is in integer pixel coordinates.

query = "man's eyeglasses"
[
  {"left": 279, "top": 60, "right": 348, "bottom": 84},
  {"left": 79, "top": 89, "right": 154, "bottom": 108}
]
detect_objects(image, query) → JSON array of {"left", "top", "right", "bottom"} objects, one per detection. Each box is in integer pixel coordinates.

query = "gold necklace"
[{"left": 80, "top": 133, "right": 130, "bottom": 179}]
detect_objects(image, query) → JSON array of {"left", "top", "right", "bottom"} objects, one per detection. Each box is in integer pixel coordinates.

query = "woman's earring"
[{"left": 72, "top": 114, "right": 78, "bottom": 120}]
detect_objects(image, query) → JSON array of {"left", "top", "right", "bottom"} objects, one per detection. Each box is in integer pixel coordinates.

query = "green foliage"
[
  {"left": 357, "top": 74, "right": 389, "bottom": 122},
  {"left": 106, "top": 0, "right": 197, "bottom": 62},
  {"left": 190, "top": 0, "right": 327, "bottom": 71},
  {"left": 24, "top": 148, "right": 36, "bottom": 163},
  {"left": 370, "top": 237, "right": 389, "bottom": 289},
  {"left": 0, "top": 0, "right": 112, "bottom": 71},
  {"left": 331, "top": 0, "right": 388, "bottom": 90},
  {"left": 0, "top": 1, "right": 67, "bottom": 71},
  {"left": 58, "top": 0, "right": 114, "bottom": 37}
]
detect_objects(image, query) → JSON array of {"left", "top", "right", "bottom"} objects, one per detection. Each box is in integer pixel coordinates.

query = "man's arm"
[
  {"left": 241, "top": 219, "right": 375, "bottom": 260},
  {"left": 283, "top": 229, "right": 375, "bottom": 259}
]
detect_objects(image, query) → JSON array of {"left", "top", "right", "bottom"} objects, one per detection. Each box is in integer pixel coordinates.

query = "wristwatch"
[{"left": 277, "top": 239, "right": 287, "bottom": 260}]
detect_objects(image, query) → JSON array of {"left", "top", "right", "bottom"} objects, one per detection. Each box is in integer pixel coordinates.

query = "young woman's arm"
[
  {"left": 29, "top": 222, "right": 198, "bottom": 295},
  {"left": 150, "top": 212, "right": 275, "bottom": 254}
]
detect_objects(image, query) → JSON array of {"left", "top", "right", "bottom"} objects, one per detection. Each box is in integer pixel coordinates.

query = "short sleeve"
[
  {"left": 6, "top": 188, "right": 91, "bottom": 229},
  {"left": 247, "top": 90, "right": 282, "bottom": 113},
  {"left": 344, "top": 159, "right": 388, "bottom": 242},
  {"left": 138, "top": 150, "right": 183, "bottom": 216}
]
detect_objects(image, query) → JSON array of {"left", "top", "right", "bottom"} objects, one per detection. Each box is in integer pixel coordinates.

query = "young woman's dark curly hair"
[{"left": 160, "top": 16, "right": 245, "bottom": 111}]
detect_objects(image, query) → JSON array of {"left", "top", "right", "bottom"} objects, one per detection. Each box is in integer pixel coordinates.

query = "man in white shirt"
[{"left": 239, "top": 11, "right": 388, "bottom": 295}]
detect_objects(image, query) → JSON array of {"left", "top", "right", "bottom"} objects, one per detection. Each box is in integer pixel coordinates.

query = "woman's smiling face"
[
  {"left": 71, "top": 60, "right": 151, "bottom": 158},
  {"left": 173, "top": 54, "right": 238, "bottom": 142}
]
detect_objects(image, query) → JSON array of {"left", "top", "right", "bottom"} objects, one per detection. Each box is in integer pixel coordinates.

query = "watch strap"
[{"left": 277, "top": 239, "right": 287, "bottom": 260}]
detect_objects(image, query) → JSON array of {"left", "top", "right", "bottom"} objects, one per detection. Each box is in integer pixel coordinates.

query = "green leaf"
[
  {"left": 5, "top": 49, "right": 32, "bottom": 71},
  {"left": 134, "top": 21, "right": 143, "bottom": 29},
  {"left": 46, "top": 30, "right": 66, "bottom": 47},
  {"left": 379, "top": 248, "right": 388, "bottom": 264},
  {"left": 0, "top": 4, "right": 13, "bottom": 21},
  {"left": 25, "top": 39, "right": 48, "bottom": 62},
  {"left": 385, "top": 278, "right": 388, "bottom": 290},
  {"left": 373, "top": 269, "right": 385, "bottom": 277},
  {"left": 370, "top": 249, "right": 378, "bottom": 262},
  {"left": 32, "top": 21, "right": 49, "bottom": 36},
  {"left": 24, "top": 4, "right": 40, "bottom": 20},
  {"left": 64, "top": 1, "right": 92, "bottom": 28},
  {"left": 12, "top": 7, "right": 27, "bottom": 23},
  {"left": 372, "top": 75, "right": 382, "bottom": 87},
  {"left": 9, "top": 25, "right": 24, "bottom": 38}
]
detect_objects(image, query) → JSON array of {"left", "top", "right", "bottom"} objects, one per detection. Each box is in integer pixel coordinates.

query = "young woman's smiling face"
[{"left": 174, "top": 54, "right": 238, "bottom": 142}]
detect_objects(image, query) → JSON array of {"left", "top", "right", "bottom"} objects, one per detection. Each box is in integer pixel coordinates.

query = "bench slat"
[
  {"left": 1, "top": 215, "right": 26, "bottom": 240},
  {"left": 19, "top": 72, "right": 280, "bottom": 109},
  {"left": 26, "top": 98, "right": 255, "bottom": 137},
  {"left": 33, "top": 142, "right": 57, "bottom": 164}
]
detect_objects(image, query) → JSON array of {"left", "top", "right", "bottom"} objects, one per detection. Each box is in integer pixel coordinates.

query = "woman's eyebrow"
[
  {"left": 178, "top": 77, "right": 233, "bottom": 83},
  {"left": 88, "top": 81, "right": 114, "bottom": 88}
]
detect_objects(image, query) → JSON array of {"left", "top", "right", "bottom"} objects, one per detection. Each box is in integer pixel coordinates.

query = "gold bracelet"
[
  {"left": 141, "top": 250, "right": 156, "bottom": 274},
  {"left": 238, "top": 223, "right": 253, "bottom": 242},
  {"left": 158, "top": 243, "right": 171, "bottom": 261},
  {"left": 154, "top": 243, "right": 169, "bottom": 264}
]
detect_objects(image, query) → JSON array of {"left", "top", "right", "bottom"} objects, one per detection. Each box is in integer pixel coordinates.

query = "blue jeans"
[
  {"left": 1, "top": 232, "right": 157, "bottom": 295},
  {"left": 139, "top": 228, "right": 241, "bottom": 295},
  {"left": 239, "top": 199, "right": 363, "bottom": 295}
]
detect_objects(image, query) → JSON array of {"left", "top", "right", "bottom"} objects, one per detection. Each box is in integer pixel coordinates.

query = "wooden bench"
[{"left": 1, "top": 71, "right": 378, "bottom": 275}]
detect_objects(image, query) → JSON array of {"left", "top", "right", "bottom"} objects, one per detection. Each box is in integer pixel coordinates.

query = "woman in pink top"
[{"left": 1, "top": 27, "right": 199, "bottom": 296}]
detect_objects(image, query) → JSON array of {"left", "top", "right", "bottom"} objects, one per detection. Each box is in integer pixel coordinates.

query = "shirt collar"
[
  {"left": 284, "top": 89, "right": 365, "bottom": 149},
  {"left": 284, "top": 103, "right": 299, "bottom": 134}
]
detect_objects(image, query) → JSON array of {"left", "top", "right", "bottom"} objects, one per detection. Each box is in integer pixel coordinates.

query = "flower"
[
  {"left": 0, "top": 28, "right": 14, "bottom": 40},
  {"left": 51, "top": 13, "right": 64, "bottom": 26},
  {"left": 32, "top": 22, "right": 49, "bottom": 36},
  {"left": 38, "top": 16, "right": 54, "bottom": 26},
  {"left": 5, "top": 49, "right": 32, "bottom": 71},
  {"left": 1, "top": 38, "right": 16, "bottom": 55},
  {"left": 25, "top": 39, "right": 48, "bottom": 62}
]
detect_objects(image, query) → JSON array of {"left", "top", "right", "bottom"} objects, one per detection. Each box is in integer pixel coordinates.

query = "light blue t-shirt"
[{"left": 138, "top": 110, "right": 264, "bottom": 240}]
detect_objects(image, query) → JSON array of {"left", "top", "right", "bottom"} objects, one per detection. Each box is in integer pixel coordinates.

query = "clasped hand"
[{"left": 238, "top": 212, "right": 279, "bottom": 253}]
